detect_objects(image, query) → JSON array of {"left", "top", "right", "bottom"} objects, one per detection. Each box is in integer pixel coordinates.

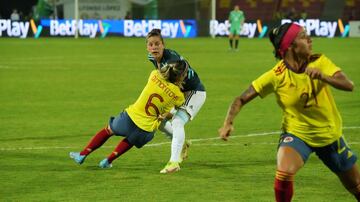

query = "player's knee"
[
  {"left": 277, "top": 147, "right": 304, "bottom": 174},
  {"left": 106, "top": 125, "right": 114, "bottom": 135},
  {"left": 275, "top": 170, "right": 295, "bottom": 181},
  {"left": 277, "top": 162, "right": 301, "bottom": 175}
]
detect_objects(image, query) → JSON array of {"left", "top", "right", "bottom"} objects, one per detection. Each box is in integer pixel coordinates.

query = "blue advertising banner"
[{"left": 39, "top": 19, "right": 197, "bottom": 38}]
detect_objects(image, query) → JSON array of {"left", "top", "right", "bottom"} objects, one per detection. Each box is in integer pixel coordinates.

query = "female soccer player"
[
  {"left": 218, "top": 23, "right": 360, "bottom": 201},
  {"left": 146, "top": 29, "right": 206, "bottom": 173},
  {"left": 70, "top": 60, "right": 187, "bottom": 168}
]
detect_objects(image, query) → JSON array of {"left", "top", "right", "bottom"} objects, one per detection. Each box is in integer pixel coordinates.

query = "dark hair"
[
  {"left": 269, "top": 23, "right": 292, "bottom": 59},
  {"left": 146, "top": 28, "right": 164, "bottom": 43}
]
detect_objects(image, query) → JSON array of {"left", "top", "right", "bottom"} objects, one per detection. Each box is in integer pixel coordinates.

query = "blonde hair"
[{"left": 159, "top": 60, "right": 188, "bottom": 89}]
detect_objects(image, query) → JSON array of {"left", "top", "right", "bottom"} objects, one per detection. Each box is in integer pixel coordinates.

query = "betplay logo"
[
  {"left": 30, "top": 19, "right": 42, "bottom": 38},
  {"left": 98, "top": 20, "right": 111, "bottom": 38},
  {"left": 123, "top": 20, "right": 194, "bottom": 38},
  {"left": 209, "top": 20, "right": 268, "bottom": 38},
  {"left": 124, "top": 20, "right": 178, "bottom": 38},
  {"left": 256, "top": 20, "right": 268, "bottom": 38},
  {"left": 281, "top": 19, "right": 344, "bottom": 38},
  {"left": 179, "top": 20, "right": 191, "bottom": 37},
  {"left": 0, "top": 19, "right": 29, "bottom": 38},
  {"left": 50, "top": 20, "right": 98, "bottom": 38},
  {"left": 337, "top": 19, "right": 349, "bottom": 37}
]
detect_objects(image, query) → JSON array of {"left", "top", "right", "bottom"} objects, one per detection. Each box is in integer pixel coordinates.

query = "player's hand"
[
  {"left": 158, "top": 112, "right": 173, "bottom": 121},
  {"left": 305, "top": 67, "right": 323, "bottom": 80},
  {"left": 218, "top": 124, "right": 234, "bottom": 141}
]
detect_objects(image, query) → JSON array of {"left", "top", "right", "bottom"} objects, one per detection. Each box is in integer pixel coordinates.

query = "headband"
[{"left": 279, "top": 23, "right": 302, "bottom": 58}]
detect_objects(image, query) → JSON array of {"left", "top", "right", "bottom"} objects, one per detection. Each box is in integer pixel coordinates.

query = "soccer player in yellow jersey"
[
  {"left": 219, "top": 23, "right": 360, "bottom": 201},
  {"left": 69, "top": 60, "right": 186, "bottom": 168}
]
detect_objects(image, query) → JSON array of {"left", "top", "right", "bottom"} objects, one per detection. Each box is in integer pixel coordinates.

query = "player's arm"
[
  {"left": 305, "top": 68, "right": 354, "bottom": 91},
  {"left": 219, "top": 85, "right": 259, "bottom": 141},
  {"left": 158, "top": 112, "right": 173, "bottom": 121},
  {"left": 322, "top": 71, "right": 354, "bottom": 91}
]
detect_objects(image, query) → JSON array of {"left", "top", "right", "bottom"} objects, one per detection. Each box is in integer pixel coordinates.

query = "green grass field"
[{"left": 1, "top": 37, "right": 360, "bottom": 201}]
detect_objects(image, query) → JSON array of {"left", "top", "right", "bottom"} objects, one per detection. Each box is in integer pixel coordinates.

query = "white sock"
[
  {"left": 170, "top": 117, "right": 186, "bottom": 162},
  {"left": 158, "top": 120, "right": 173, "bottom": 139}
]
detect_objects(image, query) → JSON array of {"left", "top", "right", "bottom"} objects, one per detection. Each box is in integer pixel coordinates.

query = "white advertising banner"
[
  {"left": 62, "top": 0, "right": 130, "bottom": 19},
  {"left": 349, "top": 21, "right": 360, "bottom": 37}
]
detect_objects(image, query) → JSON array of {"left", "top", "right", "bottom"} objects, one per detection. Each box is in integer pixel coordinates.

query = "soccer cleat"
[
  {"left": 180, "top": 140, "right": 191, "bottom": 162},
  {"left": 99, "top": 158, "right": 112, "bottom": 169},
  {"left": 69, "top": 152, "right": 86, "bottom": 165},
  {"left": 160, "top": 161, "right": 180, "bottom": 174}
]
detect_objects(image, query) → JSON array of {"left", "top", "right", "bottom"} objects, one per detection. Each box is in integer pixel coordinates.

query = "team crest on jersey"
[
  {"left": 283, "top": 136, "right": 294, "bottom": 143},
  {"left": 274, "top": 63, "right": 286, "bottom": 76}
]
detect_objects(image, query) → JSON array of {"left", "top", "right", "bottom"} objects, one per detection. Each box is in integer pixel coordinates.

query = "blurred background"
[{"left": 0, "top": 0, "right": 359, "bottom": 37}]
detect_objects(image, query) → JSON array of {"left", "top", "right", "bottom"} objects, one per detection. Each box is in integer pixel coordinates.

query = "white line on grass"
[{"left": 1, "top": 126, "right": 359, "bottom": 151}]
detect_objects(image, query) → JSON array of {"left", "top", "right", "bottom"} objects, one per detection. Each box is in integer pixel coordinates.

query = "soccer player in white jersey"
[{"left": 146, "top": 29, "right": 206, "bottom": 173}]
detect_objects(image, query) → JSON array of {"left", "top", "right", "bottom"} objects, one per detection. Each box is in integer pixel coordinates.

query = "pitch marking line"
[{"left": 1, "top": 126, "right": 359, "bottom": 151}]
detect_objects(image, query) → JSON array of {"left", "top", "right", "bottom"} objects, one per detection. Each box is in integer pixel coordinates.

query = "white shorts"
[{"left": 179, "top": 90, "right": 206, "bottom": 120}]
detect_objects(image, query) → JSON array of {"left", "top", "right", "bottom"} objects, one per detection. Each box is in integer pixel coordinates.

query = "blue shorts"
[
  {"left": 109, "top": 111, "right": 154, "bottom": 148},
  {"left": 278, "top": 133, "right": 357, "bottom": 173}
]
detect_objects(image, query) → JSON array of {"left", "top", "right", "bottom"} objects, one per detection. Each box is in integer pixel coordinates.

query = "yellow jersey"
[
  {"left": 126, "top": 70, "right": 185, "bottom": 132},
  {"left": 252, "top": 54, "right": 342, "bottom": 147}
]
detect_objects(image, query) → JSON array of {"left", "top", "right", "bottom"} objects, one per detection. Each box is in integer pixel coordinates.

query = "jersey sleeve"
[
  {"left": 317, "top": 55, "right": 341, "bottom": 76},
  {"left": 251, "top": 70, "right": 277, "bottom": 98}
]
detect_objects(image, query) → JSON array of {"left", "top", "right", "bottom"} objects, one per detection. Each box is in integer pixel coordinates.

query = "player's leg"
[
  {"left": 99, "top": 111, "right": 154, "bottom": 168},
  {"left": 234, "top": 28, "right": 241, "bottom": 50},
  {"left": 160, "top": 110, "right": 189, "bottom": 173},
  {"left": 158, "top": 120, "right": 173, "bottom": 138},
  {"left": 229, "top": 29, "right": 234, "bottom": 49},
  {"left": 171, "top": 91, "right": 206, "bottom": 162},
  {"left": 275, "top": 134, "right": 312, "bottom": 202},
  {"left": 69, "top": 126, "right": 113, "bottom": 165},
  {"left": 316, "top": 136, "right": 360, "bottom": 200},
  {"left": 160, "top": 91, "right": 206, "bottom": 173},
  {"left": 337, "top": 165, "right": 360, "bottom": 201},
  {"left": 99, "top": 138, "right": 134, "bottom": 168},
  {"left": 158, "top": 108, "right": 178, "bottom": 139},
  {"left": 170, "top": 109, "right": 189, "bottom": 162}
]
